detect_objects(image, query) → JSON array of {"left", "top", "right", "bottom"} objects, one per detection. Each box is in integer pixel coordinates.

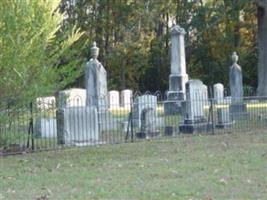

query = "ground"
[{"left": 1, "top": 131, "right": 267, "bottom": 200}]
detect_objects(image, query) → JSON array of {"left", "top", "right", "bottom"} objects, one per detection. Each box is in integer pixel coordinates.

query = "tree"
[
  {"left": 0, "top": 0, "right": 83, "bottom": 104},
  {"left": 256, "top": 0, "right": 267, "bottom": 96}
]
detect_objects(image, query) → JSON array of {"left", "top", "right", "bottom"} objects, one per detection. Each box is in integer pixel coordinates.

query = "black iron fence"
[{"left": 1, "top": 93, "right": 267, "bottom": 155}]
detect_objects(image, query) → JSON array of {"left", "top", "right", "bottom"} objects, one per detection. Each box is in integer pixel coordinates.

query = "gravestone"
[
  {"left": 35, "top": 117, "right": 57, "bottom": 138},
  {"left": 132, "top": 95, "right": 157, "bottom": 129},
  {"left": 213, "top": 83, "right": 224, "bottom": 104},
  {"left": 36, "top": 96, "right": 56, "bottom": 110},
  {"left": 164, "top": 24, "right": 189, "bottom": 115},
  {"left": 121, "top": 89, "right": 133, "bottom": 109},
  {"left": 229, "top": 52, "right": 247, "bottom": 118},
  {"left": 138, "top": 108, "right": 159, "bottom": 138},
  {"left": 216, "top": 107, "right": 233, "bottom": 129},
  {"left": 57, "top": 107, "right": 99, "bottom": 146},
  {"left": 108, "top": 90, "right": 120, "bottom": 109},
  {"left": 58, "top": 88, "right": 86, "bottom": 108},
  {"left": 85, "top": 42, "right": 108, "bottom": 111},
  {"left": 85, "top": 42, "right": 117, "bottom": 132},
  {"left": 179, "top": 80, "right": 211, "bottom": 133}
]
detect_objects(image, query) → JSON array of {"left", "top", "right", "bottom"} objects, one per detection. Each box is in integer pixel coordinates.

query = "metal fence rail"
[{"left": 1, "top": 95, "right": 267, "bottom": 155}]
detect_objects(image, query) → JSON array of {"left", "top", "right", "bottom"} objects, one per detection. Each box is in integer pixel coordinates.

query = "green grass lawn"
[{"left": 1, "top": 131, "right": 267, "bottom": 200}]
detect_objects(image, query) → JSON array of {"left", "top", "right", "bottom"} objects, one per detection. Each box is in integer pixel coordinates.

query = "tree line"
[
  {"left": 60, "top": 0, "right": 258, "bottom": 93},
  {"left": 0, "top": 0, "right": 264, "bottom": 104}
]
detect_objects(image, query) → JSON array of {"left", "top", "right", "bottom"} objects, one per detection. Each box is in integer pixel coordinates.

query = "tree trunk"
[{"left": 257, "top": 2, "right": 267, "bottom": 96}]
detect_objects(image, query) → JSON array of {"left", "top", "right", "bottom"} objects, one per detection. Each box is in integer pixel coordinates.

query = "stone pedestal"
[
  {"left": 164, "top": 25, "right": 188, "bottom": 115},
  {"left": 230, "top": 103, "right": 248, "bottom": 119},
  {"left": 164, "top": 126, "right": 178, "bottom": 136},
  {"left": 179, "top": 118, "right": 212, "bottom": 134}
]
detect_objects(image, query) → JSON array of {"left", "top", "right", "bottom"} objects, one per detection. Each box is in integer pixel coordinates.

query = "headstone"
[
  {"left": 108, "top": 90, "right": 120, "bottom": 109},
  {"left": 216, "top": 107, "right": 233, "bottom": 129},
  {"left": 179, "top": 80, "right": 211, "bottom": 133},
  {"left": 229, "top": 52, "right": 247, "bottom": 118},
  {"left": 36, "top": 96, "right": 56, "bottom": 110},
  {"left": 56, "top": 43, "right": 104, "bottom": 146},
  {"left": 139, "top": 108, "right": 159, "bottom": 138},
  {"left": 58, "top": 88, "right": 86, "bottom": 108},
  {"left": 121, "top": 89, "right": 133, "bottom": 109},
  {"left": 57, "top": 107, "right": 100, "bottom": 146},
  {"left": 35, "top": 117, "right": 57, "bottom": 138},
  {"left": 230, "top": 52, "right": 243, "bottom": 103},
  {"left": 164, "top": 24, "right": 189, "bottom": 115},
  {"left": 132, "top": 95, "right": 157, "bottom": 129},
  {"left": 213, "top": 83, "right": 224, "bottom": 104},
  {"left": 85, "top": 42, "right": 117, "bottom": 132},
  {"left": 85, "top": 42, "right": 108, "bottom": 111}
]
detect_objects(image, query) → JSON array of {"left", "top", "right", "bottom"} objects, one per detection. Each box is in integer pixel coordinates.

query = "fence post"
[
  {"left": 27, "top": 102, "right": 34, "bottom": 150},
  {"left": 210, "top": 99, "right": 215, "bottom": 135}
]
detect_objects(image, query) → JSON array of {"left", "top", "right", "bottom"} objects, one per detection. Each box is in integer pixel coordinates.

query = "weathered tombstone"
[
  {"left": 58, "top": 88, "right": 86, "bottom": 108},
  {"left": 216, "top": 107, "right": 233, "bottom": 129},
  {"left": 164, "top": 24, "right": 189, "bottom": 115},
  {"left": 36, "top": 96, "right": 56, "bottom": 110},
  {"left": 213, "top": 83, "right": 224, "bottom": 104},
  {"left": 132, "top": 95, "right": 157, "bottom": 129},
  {"left": 139, "top": 108, "right": 158, "bottom": 138},
  {"left": 85, "top": 42, "right": 108, "bottom": 111},
  {"left": 85, "top": 42, "right": 118, "bottom": 132},
  {"left": 108, "top": 90, "right": 120, "bottom": 109},
  {"left": 121, "top": 89, "right": 133, "bottom": 109},
  {"left": 35, "top": 117, "right": 57, "bottom": 138},
  {"left": 57, "top": 107, "right": 99, "bottom": 146},
  {"left": 229, "top": 52, "right": 247, "bottom": 118},
  {"left": 179, "top": 80, "right": 211, "bottom": 133},
  {"left": 56, "top": 43, "right": 102, "bottom": 146}
]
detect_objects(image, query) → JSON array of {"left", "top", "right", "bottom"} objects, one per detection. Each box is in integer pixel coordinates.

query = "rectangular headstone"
[
  {"left": 120, "top": 89, "right": 133, "bottom": 109},
  {"left": 132, "top": 95, "right": 157, "bottom": 128},
  {"left": 57, "top": 107, "right": 99, "bottom": 146},
  {"left": 213, "top": 83, "right": 224, "bottom": 104},
  {"left": 180, "top": 80, "right": 211, "bottom": 134},
  {"left": 36, "top": 96, "right": 56, "bottom": 110},
  {"left": 108, "top": 90, "right": 120, "bottom": 109},
  {"left": 183, "top": 80, "right": 208, "bottom": 121},
  {"left": 58, "top": 88, "right": 86, "bottom": 108}
]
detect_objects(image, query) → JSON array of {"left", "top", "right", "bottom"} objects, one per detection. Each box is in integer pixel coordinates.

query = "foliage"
[
  {"left": 0, "top": 0, "right": 84, "bottom": 104},
  {"left": 60, "top": 0, "right": 258, "bottom": 92}
]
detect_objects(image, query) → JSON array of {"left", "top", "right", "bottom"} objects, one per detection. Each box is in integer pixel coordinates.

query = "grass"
[{"left": 1, "top": 131, "right": 267, "bottom": 200}]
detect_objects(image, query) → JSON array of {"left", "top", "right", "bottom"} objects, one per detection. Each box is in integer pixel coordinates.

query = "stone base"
[
  {"left": 164, "top": 126, "right": 177, "bottom": 136},
  {"left": 230, "top": 104, "right": 248, "bottom": 120},
  {"left": 136, "top": 131, "right": 160, "bottom": 139},
  {"left": 164, "top": 101, "right": 181, "bottom": 115},
  {"left": 215, "top": 122, "right": 234, "bottom": 129},
  {"left": 179, "top": 122, "right": 212, "bottom": 134},
  {"left": 166, "top": 91, "right": 185, "bottom": 101},
  {"left": 179, "top": 117, "right": 212, "bottom": 134}
]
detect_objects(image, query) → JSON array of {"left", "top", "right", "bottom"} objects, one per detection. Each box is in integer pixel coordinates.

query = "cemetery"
[
  {"left": 1, "top": 1, "right": 267, "bottom": 199},
  {"left": 1, "top": 25, "right": 267, "bottom": 152}
]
